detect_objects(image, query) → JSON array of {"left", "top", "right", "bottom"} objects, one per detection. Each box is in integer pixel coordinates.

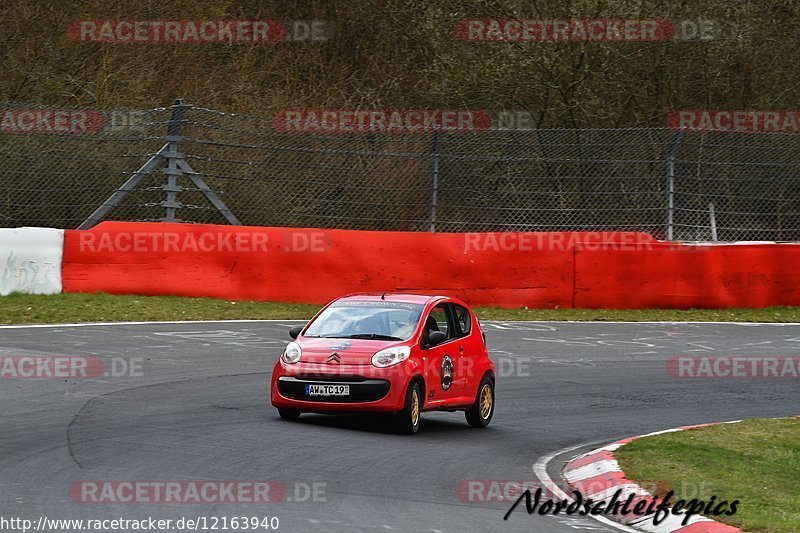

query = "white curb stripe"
[
  {"left": 560, "top": 422, "right": 753, "bottom": 533},
  {"left": 579, "top": 442, "right": 624, "bottom": 455},
  {"left": 563, "top": 459, "right": 621, "bottom": 482},
  {"left": 533, "top": 441, "right": 641, "bottom": 533},
  {"left": 635, "top": 427, "right": 688, "bottom": 438},
  {"left": 586, "top": 483, "right": 651, "bottom": 501}
]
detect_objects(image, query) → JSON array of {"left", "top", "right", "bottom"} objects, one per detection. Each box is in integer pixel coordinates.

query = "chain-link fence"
[{"left": 1, "top": 100, "right": 799, "bottom": 241}]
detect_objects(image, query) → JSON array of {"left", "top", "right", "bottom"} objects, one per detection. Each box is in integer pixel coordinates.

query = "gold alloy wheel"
[
  {"left": 411, "top": 389, "right": 419, "bottom": 425},
  {"left": 480, "top": 384, "right": 492, "bottom": 419}
]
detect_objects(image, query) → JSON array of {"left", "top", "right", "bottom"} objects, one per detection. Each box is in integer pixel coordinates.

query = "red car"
[{"left": 270, "top": 293, "right": 495, "bottom": 434}]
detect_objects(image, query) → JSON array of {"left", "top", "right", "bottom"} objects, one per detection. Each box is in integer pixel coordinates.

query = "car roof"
[{"left": 336, "top": 292, "right": 448, "bottom": 305}]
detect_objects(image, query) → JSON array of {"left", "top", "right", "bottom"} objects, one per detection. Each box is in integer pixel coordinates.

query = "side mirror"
[
  {"left": 428, "top": 331, "right": 447, "bottom": 347},
  {"left": 289, "top": 326, "right": 304, "bottom": 339}
]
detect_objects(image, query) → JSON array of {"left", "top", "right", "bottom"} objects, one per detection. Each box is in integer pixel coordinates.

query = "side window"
[
  {"left": 453, "top": 305, "right": 471, "bottom": 337},
  {"left": 424, "top": 304, "right": 451, "bottom": 343}
]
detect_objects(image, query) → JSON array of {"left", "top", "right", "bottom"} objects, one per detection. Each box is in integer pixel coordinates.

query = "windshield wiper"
[{"left": 343, "top": 333, "right": 403, "bottom": 341}]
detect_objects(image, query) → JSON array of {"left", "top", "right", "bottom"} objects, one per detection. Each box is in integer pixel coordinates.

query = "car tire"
[
  {"left": 396, "top": 381, "right": 422, "bottom": 434},
  {"left": 278, "top": 408, "right": 301, "bottom": 420},
  {"left": 465, "top": 377, "right": 494, "bottom": 428}
]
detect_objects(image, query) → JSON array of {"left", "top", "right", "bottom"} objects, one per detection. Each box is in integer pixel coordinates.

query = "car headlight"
[
  {"left": 282, "top": 342, "right": 302, "bottom": 364},
  {"left": 371, "top": 346, "right": 411, "bottom": 368}
]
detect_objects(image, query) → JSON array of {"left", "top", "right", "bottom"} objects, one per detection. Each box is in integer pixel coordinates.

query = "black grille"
[{"left": 277, "top": 376, "right": 390, "bottom": 403}]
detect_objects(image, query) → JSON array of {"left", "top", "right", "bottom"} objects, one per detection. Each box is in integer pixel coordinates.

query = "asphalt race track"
[{"left": 1, "top": 320, "right": 799, "bottom": 533}]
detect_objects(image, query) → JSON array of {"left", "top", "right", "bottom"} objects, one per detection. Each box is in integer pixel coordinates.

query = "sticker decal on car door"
[{"left": 441, "top": 355, "right": 454, "bottom": 391}]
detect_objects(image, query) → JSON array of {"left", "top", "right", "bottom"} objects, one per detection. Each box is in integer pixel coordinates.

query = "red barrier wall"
[
  {"left": 574, "top": 243, "right": 800, "bottom": 308},
  {"left": 61, "top": 222, "right": 800, "bottom": 309}
]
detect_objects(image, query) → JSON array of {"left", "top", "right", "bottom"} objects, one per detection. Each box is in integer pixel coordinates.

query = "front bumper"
[
  {"left": 270, "top": 361, "right": 411, "bottom": 412},
  {"left": 277, "top": 376, "right": 390, "bottom": 403}
]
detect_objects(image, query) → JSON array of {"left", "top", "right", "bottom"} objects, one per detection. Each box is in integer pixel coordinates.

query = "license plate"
[{"left": 305, "top": 384, "right": 349, "bottom": 397}]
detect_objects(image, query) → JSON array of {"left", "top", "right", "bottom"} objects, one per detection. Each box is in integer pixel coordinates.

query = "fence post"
[
  {"left": 709, "top": 202, "right": 718, "bottom": 241},
  {"left": 429, "top": 130, "right": 441, "bottom": 232},
  {"left": 78, "top": 99, "right": 241, "bottom": 230},
  {"left": 665, "top": 129, "right": 684, "bottom": 240},
  {"left": 162, "top": 99, "right": 190, "bottom": 222}
]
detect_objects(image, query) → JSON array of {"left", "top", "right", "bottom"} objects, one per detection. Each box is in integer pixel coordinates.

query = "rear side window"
[
  {"left": 426, "top": 304, "right": 451, "bottom": 340},
  {"left": 453, "top": 305, "right": 471, "bottom": 337}
]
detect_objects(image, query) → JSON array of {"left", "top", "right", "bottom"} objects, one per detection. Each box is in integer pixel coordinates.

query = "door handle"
[{"left": 459, "top": 345, "right": 464, "bottom": 353}]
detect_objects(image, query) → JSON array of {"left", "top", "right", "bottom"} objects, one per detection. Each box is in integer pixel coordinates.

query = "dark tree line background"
[{"left": 1, "top": 0, "right": 797, "bottom": 125}]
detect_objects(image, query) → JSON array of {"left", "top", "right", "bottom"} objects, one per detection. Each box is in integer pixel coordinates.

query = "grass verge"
[
  {"left": 1, "top": 292, "right": 800, "bottom": 325},
  {"left": 615, "top": 418, "right": 800, "bottom": 532}
]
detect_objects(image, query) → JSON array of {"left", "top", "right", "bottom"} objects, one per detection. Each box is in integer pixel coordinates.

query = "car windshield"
[{"left": 303, "top": 300, "right": 424, "bottom": 341}]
